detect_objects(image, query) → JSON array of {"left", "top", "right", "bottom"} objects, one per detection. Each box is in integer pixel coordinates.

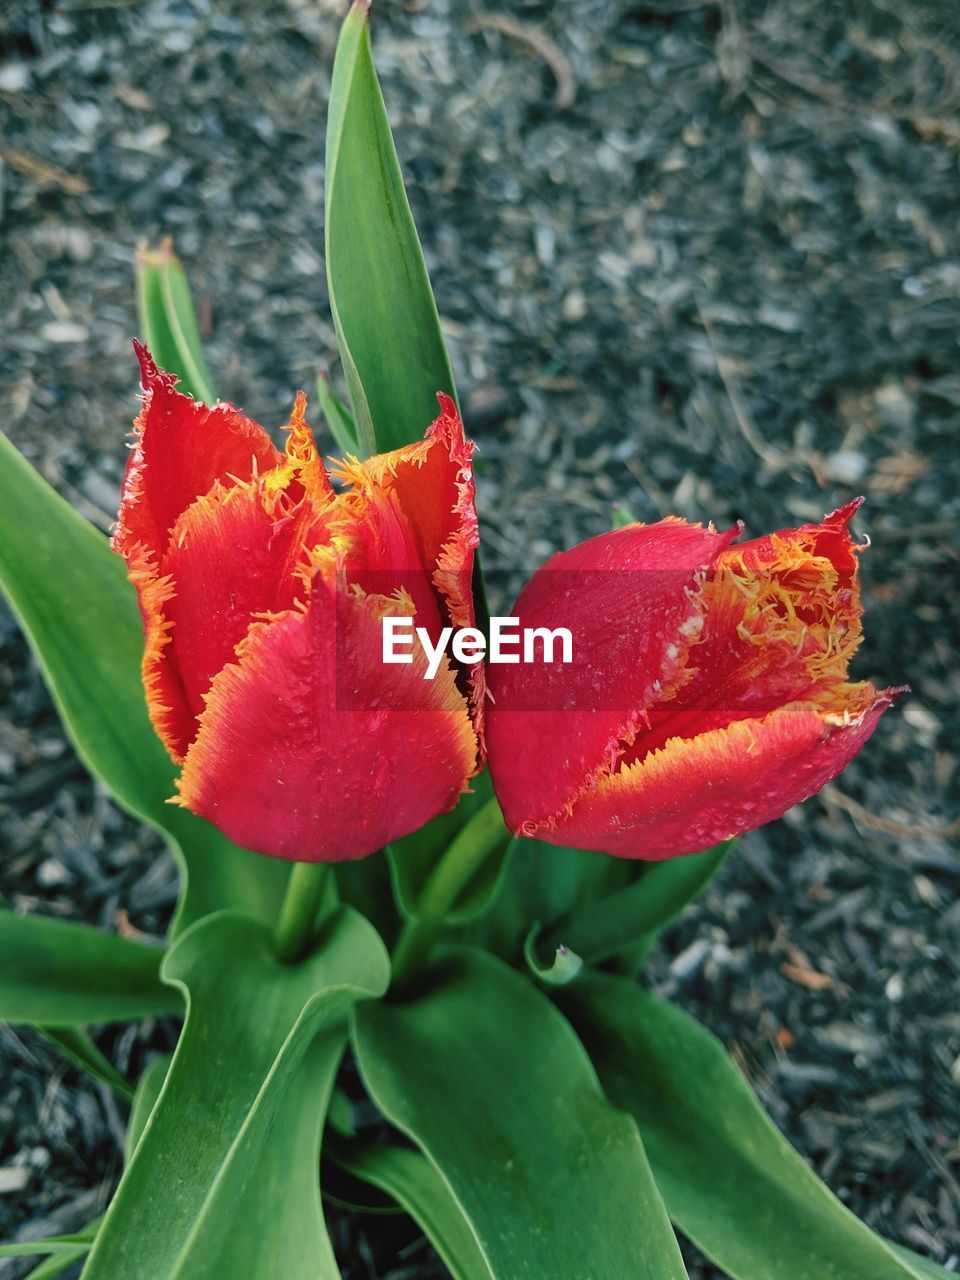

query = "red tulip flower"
[
  {"left": 486, "top": 506, "right": 901, "bottom": 859},
  {"left": 114, "top": 346, "right": 481, "bottom": 862}
]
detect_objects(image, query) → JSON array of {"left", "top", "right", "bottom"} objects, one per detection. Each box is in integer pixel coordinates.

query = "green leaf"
[
  {"left": 522, "top": 927, "right": 583, "bottom": 986},
  {"left": 0, "top": 1224, "right": 98, "bottom": 1259},
  {"left": 82, "top": 909, "right": 389, "bottom": 1280},
  {"left": 0, "top": 910, "right": 178, "bottom": 1026},
  {"left": 28, "top": 1251, "right": 93, "bottom": 1280},
  {"left": 561, "top": 972, "right": 937, "bottom": 1280},
  {"left": 353, "top": 950, "right": 688, "bottom": 1279},
  {"left": 331, "top": 1139, "right": 492, "bottom": 1280},
  {"left": 326, "top": 1, "right": 457, "bottom": 455},
  {"left": 544, "top": 841, "right": 733, "bottom": 967},
  {"left": 315, "top": 372, "right": 357, "bottom": 454},
  {"left": 467, "top": 835, "right": 639, "bottom": 964},
  {"left": 388, "top": 773, "right": 510, "bottom": 925},
  {"left": 125, "top": 1055, "right": 172, "bottom": 1163},
  {"left": 888, "top": 1244, "right": 958, "bottom": 1279},
  {"left": 38, "top": 1026, "right": 133, "bottom": 1098},
  {"left": 136, "top": 239, "right": 217, "bottom": 404},
  {"left": 0, "top": 430, "right": 288, "bottom": 934}
]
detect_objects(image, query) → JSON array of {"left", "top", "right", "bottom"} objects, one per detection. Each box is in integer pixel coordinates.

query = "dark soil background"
[{"left": 1, "top": 0, "right": 959, "bottom": 1275}]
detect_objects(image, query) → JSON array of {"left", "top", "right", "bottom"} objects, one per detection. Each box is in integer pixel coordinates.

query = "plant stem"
[
  {"left": 391, "top": 796, "right": 506, "bottom": 987},
  {"left": 274, "top": 861, "right": 330, "bottom": 964}
]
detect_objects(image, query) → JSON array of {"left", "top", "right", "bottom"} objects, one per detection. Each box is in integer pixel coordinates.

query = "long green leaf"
[
  {"left": 0, "top": 1225, "right": 98, "bottom": 1260},
  {"left": 0, "top": 910, "right": 178, "bottom": 1026},
  {"left": 543, "top": 841, "right": 733, "bottom": 966},
  {"left": 0, "top": 430, "right": 287, "bottom": 934},
  {"left": 326, "top": 1, "right": 457, "bottom": 455},
  {"left": 467, "top": 835, "right": 639, "bottom": 964},
  {"left": 353, "top": 950, "right": 688, "bottom": 1279},
  {"left": 331, "top": 1139, "right": 492, "bottom": 1280},
  {"left": 82, "top": 909, "right": 389, "bottom": 1280},
  {"left": 125, "top": 1055, "right": 172, "bottom": 1163},
  {"left": 315, "top": 372, "right": 357, "bottom": 454},
  {"left": 888, "top": 1244, "right": 958, "bottom": 1279},
  {"left": 561, "top": 973, "right": 940, "bottom": 1280},
  {"left": 136, "top": 240, "right": 216, "bottom": 404},
  {"left": 28, "top": 1251, "right": 92, "bottom": 1280},
  {"left": 38, "top": 1026, "right": 133, "bottom": 1098}
]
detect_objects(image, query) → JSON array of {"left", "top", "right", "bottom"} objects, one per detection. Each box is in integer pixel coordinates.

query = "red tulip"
[
  {"left": 486, "top": 506, "right": 902, "bottom": 859},
  {"left": 114, "top": 345, "right": 481, "bottom": 861}
]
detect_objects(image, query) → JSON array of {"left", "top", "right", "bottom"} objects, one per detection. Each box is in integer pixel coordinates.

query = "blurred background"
[{"left": 1, "top": 0, "right": 958, "bottom": 1274}]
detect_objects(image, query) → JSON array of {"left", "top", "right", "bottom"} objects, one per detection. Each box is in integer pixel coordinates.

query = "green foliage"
[
  {"left": 388, "top": 775, "right": 510, "bottom": 926},
  {"left": 315, "top": 371, "right": 358, "bottom": 454},
  {"left": 325, "top": 1, "right": 457, "bottom": 455},
  {"left": 0, "top": 909, "right": 177, "bottom": 1026},
  {"left": 467, "top": 835, "right": 638, "bottom": 963},
  {"left": 125, "top": 1055, "right": 172, "bottom": 1163},
  {"left": 562, "top": 972, "right": 939, "bottom": 1280},
  {"left": 545, "top": 840, "right": 733, "bottom": 966},
  {"left": 331, "top": 1140, "right": 492, "bottom": 1280},
  {"left": 136, "top": 239, "right": 216, "bottom": 404},
  {"left": 0, "top": 430, "right": 287, "bottom": 935},
  {"left": 83, "top": 910, "right": 389, "bottom": 1280},
  {"left": 354, "top": 950, "right": 689, "bottom": 1279}
]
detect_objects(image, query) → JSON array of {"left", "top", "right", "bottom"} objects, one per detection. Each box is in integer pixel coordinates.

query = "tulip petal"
[
  {"left": 333, "top": 394, "right": 484, "bottom": 732},
  {"left": 337, "top": 394, "right": 478, "bottom": 619},
  {"left": 626, "top": 501, "right": 871, "bottom": 760},
  {"left": 125, "top": 393, "right": 335, "bottom": 761},
  {"left": 114, "top": 343, "right": 281, "bottom": 563},
  {"left": 487, "top": 518, "right": 741, "bottom": 829},
  {"left": 175, "top": 571, "right": 477, "bottom": 862},
  {"left": 539, "top": 688, "right": 901, "bottom": 859}
]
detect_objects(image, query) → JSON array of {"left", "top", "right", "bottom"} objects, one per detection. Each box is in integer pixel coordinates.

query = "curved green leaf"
[
  {"left": 315, "top": 372, "right": 357, "bottom": 454},
  {"left": 467, "top": 836, "right": 638, "bottom": 964},
  {"left": 28, "top": 1251, "right": 93, "bottom": 1280},
  {"left": 38, "top": 1026, "right": 133, "bottom": 1098},
  {"left": 331, "top": 1139, "right": 492, "bottom": 1280},
  {"left": 889, "top": 1245, "right": 958, "bottom": 1279},
  {"left": 326, "top": 1, "right": 457, "bottom": 455},
  {"left": 0, "top": 430, "right": 287, "bottom": 934},
  {"left": 125, "top": 1054, "right": 172, "bottom": 1163},
  {"left": 0, "top": 1224, "right": 98, "bottom": 1260},
  {"left": 82, "top": 909, "right": 389, "bottom": 1280},
  {"left": 136, "top": 240, "right": 216, "bottom": 404},
  {"left": 544, "top": 841, "right": 733, "bottom": 967},
  {"left": 562, "top": 972, "right": 939, "bottom": 1280},
  {"left": 0, "top": 910, "right": 178, "bottom": 1026},
  {"left": 353, "top": 950, "right": 688, "bottom": 1279}
]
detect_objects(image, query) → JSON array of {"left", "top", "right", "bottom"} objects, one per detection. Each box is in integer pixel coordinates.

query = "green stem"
[
  {"left": 391, "top": 796, "right": 506, "bottom": 986},
  {"left": 274, "top": 862, "right": 330, "bottom": 964}
]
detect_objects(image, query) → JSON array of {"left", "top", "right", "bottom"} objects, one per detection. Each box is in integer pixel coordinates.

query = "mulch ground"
[{"left": 1, "top": 0, "right": 958, "bottom": 1275}]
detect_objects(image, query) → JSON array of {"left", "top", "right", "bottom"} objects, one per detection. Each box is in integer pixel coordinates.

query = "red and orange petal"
[
  {"left": 331, "top": 393, "right": 484, "bottom": 735},
  {"left": 123, "top": 542, "right": 192, "bottom": 761},
  {"left": 529, "top": 687, "right": 901, "bottom": 859},
  {"left": 174, "top": 571, "right": 478, "bottom": 863},
  {"left": 113, "top": 343, "right": 281, "bottom": 563},
  {"left": 155, "top": 483, "right": 326, "bottom": 757},
  {"left": 486, "top": 518, "right": 741, "bottom": 828},
  {"left": 627, "top": 502, "right": 871, "bottom": 760},
  {"left": 128, "top": 391, "right": 337, "bottom": 761},
  {"left": 332, "top": 394, "right": 479, "bottom": 618}
]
